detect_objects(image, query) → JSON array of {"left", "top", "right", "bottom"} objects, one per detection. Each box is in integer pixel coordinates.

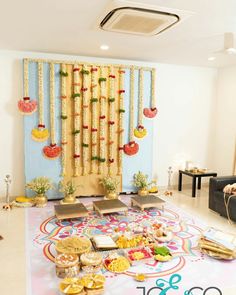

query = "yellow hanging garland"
[
  {"left": 43, "top": 63, "right": 62, "bottom": 159},
  {"left": 90, "top": 65, "right": 99, "bottom": 174},
  {"left": 108, "top": 66, "right": 116, "bottom": 175},
  {"left": 123, "top": 67, "right": 139, "bottom": 156},
  {"left": 31, "top": 62, "right": 49, "bottom": 142},
  {"left": 98, "top": 66, "right": 107, "bottom": 174},
  {"left": 134, "top": 69, "right": 147, "bottom": 139},
  {"left": 81, "top": 65, "right": 90, "bottom": 176},
  {"left": 61, "top": 63, "right": 68, "bottom": 176},
  {"left": 143, "top": 68, "right": 158, "bottom": 118},
  {"left": 73, "top": 64, "right": 81, "bottom": 176},
  {"left": 18, "top": 59, "right": 37, "bottom": 115},
  {"left": 117, "top": 68, "right": 125, "bottom": 175}
]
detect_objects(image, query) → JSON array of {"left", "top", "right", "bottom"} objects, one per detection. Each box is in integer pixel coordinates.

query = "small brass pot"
[
  {"left": 63, "top": 194, "right": 76, "bottom": 204},
  {"left": 34, "top": 194, "right": 47, "bottom": 207},
  {"left": 138, "top": 188, "right": 149, "bottom": 196},
  {"left": 105, "top": 191, "right": 118, "bottom": 200}
]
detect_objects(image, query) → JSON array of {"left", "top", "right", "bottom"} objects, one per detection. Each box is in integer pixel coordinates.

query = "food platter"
[
  {"left": 81, "top": 274, "right": 105, "bottom": 290},
  {"left": 55, "top": 236, "right": 92, "bottom": 255},
  {"left": 59, "top": 278, "right": 84, "bottom": 294},
  {"left": 104, "top": 253, "right": 130, "bottom": 273},
  {"left": 125, "top": 247, "right": 153, "bottom": 265}
]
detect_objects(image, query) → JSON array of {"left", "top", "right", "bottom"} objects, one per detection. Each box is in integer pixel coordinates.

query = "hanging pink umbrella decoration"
[
  {"left": 143, "top": 69, "right": 158, "bottom": 118},
  {"left": 18, "top": 59, "right": 37, "bottom": 115}
]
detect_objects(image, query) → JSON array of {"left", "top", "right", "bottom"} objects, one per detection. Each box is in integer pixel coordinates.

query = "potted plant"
[
  {"left": 100, "top": 176, "right": 119, "bottom": 200},
  {"left": 132, "top": 171, "right": 153, "bottom": 196},
  {"left": 25, "top": 177, "right": 53, "bottom": 207},
  {"left": 59, "top": 180, "right": 78, "bottom": 204}
]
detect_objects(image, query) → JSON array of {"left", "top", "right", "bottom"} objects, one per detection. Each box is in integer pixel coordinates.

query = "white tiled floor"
[{"left": 0, "top": 187, "right": 235, "bottom": 295}]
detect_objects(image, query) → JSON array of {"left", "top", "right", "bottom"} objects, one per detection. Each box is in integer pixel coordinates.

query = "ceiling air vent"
[{"left": 100, "top": 7, "right": 180, "bottom": 36}]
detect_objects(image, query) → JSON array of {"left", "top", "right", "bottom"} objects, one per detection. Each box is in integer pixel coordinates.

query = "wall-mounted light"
[
  {"left": 208, "top": 56, "right": 216, "bottom": 61},
  {"left": 100, "top": 44, "right": 109, "bottom": 50}
]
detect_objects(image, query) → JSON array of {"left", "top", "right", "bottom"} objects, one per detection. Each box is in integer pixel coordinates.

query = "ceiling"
[{"left": 1, "top": 0, "right": 236, "bottom": 67}]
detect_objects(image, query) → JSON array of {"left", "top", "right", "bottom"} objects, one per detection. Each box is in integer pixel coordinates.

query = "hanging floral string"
[
  {"left": 73, "top": 64, "right": 81, "bottom": 176},
  {"left": 81, "top": 64, "right": 90, "bottom": 175},
  {"left": 18, "top": 59, "right": 37, "bottom": 115},
  {"left": 98, "top": 66, "right": 107, "bottom": 174},
  {"left": 61, "top": 63, "right": 68, "bottom": 176},
  {"left": 124, "top": 67, "right": 139, "bottom": 156},
  {"left": 134, "top": 69, "right": 147, "bottom": 139},
  {"left": 117, "top": 68, "right": 125, "bottom": 175},
  {"left": 31, "top": 62, "right": 49, "bottom": 142},
  {"left": 43, "top": 63, "right": 62, "bottom": 159},
  {"left": 108, "top": 66, "right": 116, "bottom": 175},
  {"left": 143, "top": 68, "right": 158, "bottom": 118},
  {"left": 90, "top": 65, "right": 98, "bottom": 173}
]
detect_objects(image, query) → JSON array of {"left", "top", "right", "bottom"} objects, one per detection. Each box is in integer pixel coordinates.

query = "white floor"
[{"left": 0, "top": 187, "right": 235, "bottom": 295}]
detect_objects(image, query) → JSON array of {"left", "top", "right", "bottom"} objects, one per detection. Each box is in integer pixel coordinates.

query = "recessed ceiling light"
[
  {"left": 208, "top": 56, "right": 216, "bottom": 61},
  {"left": 100, "top": 44, "right": 109, "bottom": 50}
]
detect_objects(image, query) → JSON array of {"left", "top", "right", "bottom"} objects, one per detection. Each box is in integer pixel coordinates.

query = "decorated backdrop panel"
[{"left": 21, "top": 59, "right": 156, "bottom": 198}]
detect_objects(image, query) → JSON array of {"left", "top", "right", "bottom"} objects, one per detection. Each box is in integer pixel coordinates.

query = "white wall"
[
  {"left": 153, "top": 63, "right": 218, "bottom": 186},
  {"left": 211, "top": 66, "right": 236, "bottom": 176},
  {"left": 0, "top": 50, "right": 218, "bottom": 197}
]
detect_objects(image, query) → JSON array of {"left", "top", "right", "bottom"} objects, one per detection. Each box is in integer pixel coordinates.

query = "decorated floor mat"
[{"left": 26, "top": 196, "right": 236, "bottom": 295}]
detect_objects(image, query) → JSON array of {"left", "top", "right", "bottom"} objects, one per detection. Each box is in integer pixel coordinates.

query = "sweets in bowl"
[
  {"left": 152, "top": 246, "right": 173, "bottom": 262},
  {"left": 126, "top": 247, "right": 153, "bottom": 265},
  {"left": 104, "top": 253, "right": 130, "bottom": 273},
  {"left": 55, "top": 253, "right": 79, "bottom": 278},
  {"left": 151, "top": 223, "right": 173, "bottom": 243},
  {"left": 116, "top": 234, "right": 154, "bottom": 249},
  {"left": 55, "top": 236, "right": 92, "bottom": 255},
  {"left": 135, "top": 273, "right": 147, "bottom": 282},
  {"left": 80, "top": 252, "right": 103, "bottom": 273}
]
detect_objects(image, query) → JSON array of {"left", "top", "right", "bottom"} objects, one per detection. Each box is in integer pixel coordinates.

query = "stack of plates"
[{"left": 199, "top": 227, "right": 236, "bottom": 260}]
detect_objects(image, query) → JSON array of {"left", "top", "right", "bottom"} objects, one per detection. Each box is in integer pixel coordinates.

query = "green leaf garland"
[
  {"left": 71, "top": 93, "right": 80, "bottom": 98},
  {"left": 59, "top": 70, "right": 68, "bottom": 77},
  {"left": 72, "top": 130, "right": 80, "bottom": 135},
  {"left": 99, "top": 77, "right": 106, "bottom": 83}
]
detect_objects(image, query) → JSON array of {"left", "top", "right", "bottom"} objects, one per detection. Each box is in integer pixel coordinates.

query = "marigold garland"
[
  {"left": 108, "top": 66, "right": 116, "bottom": 175},
  {"left": 31, "top": 62, "right": 49, "bottom": 142},
  {"left": 124, "top": 67, "right": 139, "bottom": 156},
  {"left": 98, "top": 66, "right": 107, "bottom": 174},
  {"left": 18, "top": 59, "right": 37, "bottom": 115},
  {"left": 61, "top": 63, "right": 67, "bottom": 176},
  {"left": 117, "top": 68, "right": 125, "bottom": 175},
  {"left": 43, "top": 63, "right": 62, "bottom": 159},
  {"left": 134, "top": 68, "right": 147, "bottom": 139},
  {"left": 90, "top": 65, "right": 98, "bottom": 174},
  {"left": 81, "top": 65, "right": 90, "bottom": 175},
  {"left": 143, "top": 68, "right": 158, "bottom": 118},
  {"left": 73, "top": 64, "right": 81, "bottom": 176}
]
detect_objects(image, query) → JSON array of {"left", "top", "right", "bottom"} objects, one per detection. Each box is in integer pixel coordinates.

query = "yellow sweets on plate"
[
  {"left": 55, "top": 236, "right": 91, "bottom": 255},
  {"left": 81, "top": 274, "right": 105, "bottom": 289},
  {"left": 59, "top": 278, "right": 84, "bottom": 294}
]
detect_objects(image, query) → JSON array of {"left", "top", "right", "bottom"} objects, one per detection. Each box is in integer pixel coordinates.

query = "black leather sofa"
[{"left": 209, "top": 176, "right": 236, "bottom": 222}]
